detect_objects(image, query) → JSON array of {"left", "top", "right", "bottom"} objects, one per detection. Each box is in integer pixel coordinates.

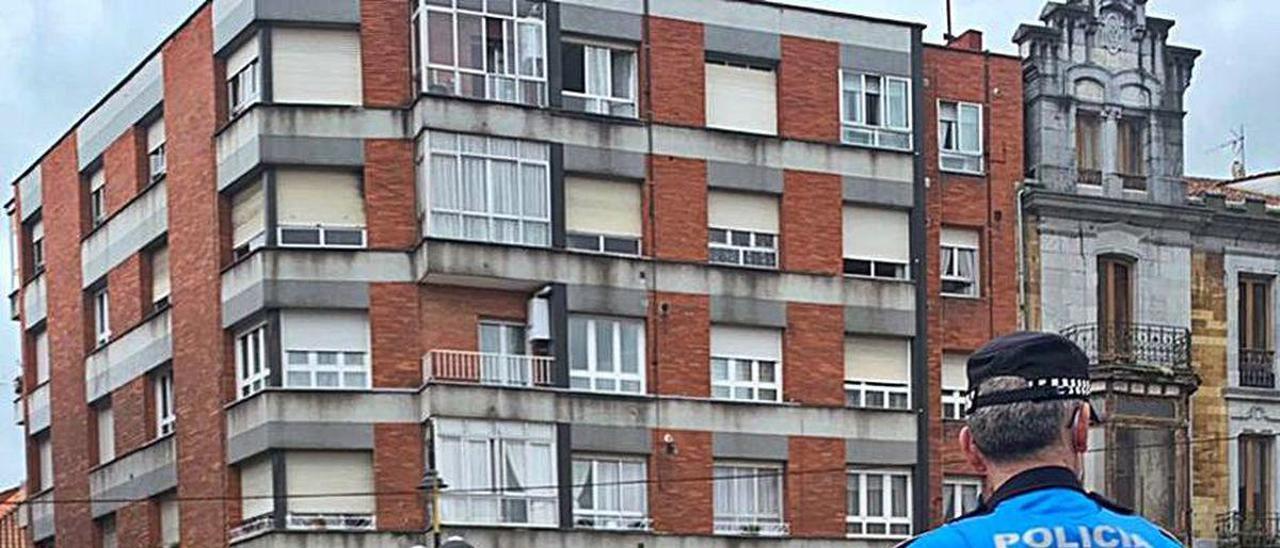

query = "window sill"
[
  {"left": 941, "top": 292, "right": 981, "bottom": 300},
  {"left": 843, "top": 273, "right": 914, "bottom": 284},
  {"left": 554, "top": 106, "right": 643, "bottom": 125},
  {"left": 417, "top": 89, "right": 548, "bottom": 111},
  {"left": 708, "top": 260, "right": 780, "bottom": 272},
  {"left": 87, "top": 431, "right": 175, "bottom": 474},
  {"left": 844, "top": 405, "right": 914, "bottom": 414},
  {"left": 940, "top": 166, "right": 986, "bottom": 177},
  {"left": 564, "top": 247, "right": 645, "bottom": 260}
]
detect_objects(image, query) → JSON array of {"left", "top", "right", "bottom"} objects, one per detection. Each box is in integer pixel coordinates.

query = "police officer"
[{"left": 900, "top": 331, "right": 1181, "bottom": 548}]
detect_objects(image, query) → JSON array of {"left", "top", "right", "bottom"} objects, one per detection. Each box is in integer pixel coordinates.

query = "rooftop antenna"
[
  {"left": 1212, "top": 126, "right": 1246, "bottom": 179},
  {"left": 944, "top": 0, "right": 954, "bottom": 41}
]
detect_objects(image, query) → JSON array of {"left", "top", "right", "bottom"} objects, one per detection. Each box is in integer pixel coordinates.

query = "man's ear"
[
  {"left": 1070, "top": 404, "right": 1091, "bottom": 453},
  {"left": 959, "top": 426, "right": 986, "bottom": 473}
]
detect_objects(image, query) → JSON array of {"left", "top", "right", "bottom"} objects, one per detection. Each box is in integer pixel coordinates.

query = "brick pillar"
[
  {"left": 783, "top": 303, "right": 844, "bottom": 406},
  {"left": 650, "top": 292, "right": 710, "bottom": 398},
  {"left": 113, "top": 376, "right": 153, "bottom": 456},
  {"left": 647, "top": 17, "right": 705, "bottom": 127},
  {"left": 162, "top": 7, "right": 230, "bottom": 546},
  {"left": 373, "top": 423, "right": 426, "bottom": 531},
  {"left": 649, "top": 429, "right": 712, "bottom": 535},
  {"left": 364, "top": 140, "right": 417, "bottom": 250},
  {"left": 107, "top": 255, "right": 146, "bottom": 334},
  {"left": 778, "top": 36, "right": 839, "bottom": 142},
  {"left": 103, "top": 126, "right": 146, "bottom": 217},
  {"left": 371, "top": 283, "right": 421, "bottom": 388},
  {"left": 786, "top": 436, "right": 846, "bottom": 537},
  {"left": 361, "top": 0, "right": 412, "bottom": 107},
  {"left": 650, "top": 156, "right": 707, "bottom": 263},
  {"left": 116, "top": 500, "right": 159, "bottom": 547},
  {"left": 781, "top": 170, "right": 842, "bottom": 275}
]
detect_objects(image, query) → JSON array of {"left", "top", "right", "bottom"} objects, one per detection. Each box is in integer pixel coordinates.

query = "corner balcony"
[
  {"left": 1059, "top": 322, "right": 1192, "bottom": 374},
  {"left": 1216, "top": 511, "right": 1280, "bottom": 548},
  {"left": 423, "top": 350, "right": 554, "bottom": 388}
]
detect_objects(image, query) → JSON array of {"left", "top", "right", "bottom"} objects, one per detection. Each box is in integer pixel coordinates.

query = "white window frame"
[
  {"left": 90, "top": 187, "right": 106, "bottom": 228},
  {"left": 228, "top": 58, "right": 260, "bottom": 117},
  {"left": 433, "top": 419, "right": 559, "bottom": 527},
  {"left": 424, "top": 132, "right": 552, "bottom": 247},
  {"left": 938, "top": 100, "right": 984, "bottom": 174},
  {"left": 708, "top": 227, "right": 778, "bottom": 269},
  {"left": 31, "top": 222, "right": 44, "bottom": 271},
  {"left": 943, "top": 477, "right": 983, "bottom": 520},
  {"left": 568, "top": 316, "right": 645, "bottom": 395},
  {"left": 155, "top": 369, "right": 175, "bottom": 437},
  {"left": 236, "top": 323, "right": 269, "bottom": 399},
  {"left": 571, "top": 455, "right": 649, "bottom": 531},
  {"left": 711, "top": 356, "right": 781, "bottom": 403},
  {"left": 412, "top": 0, "right": 548, "bottom": 107},
  {"left": 846, "top": 468, "right": 912, "bottom": 539},
  {"left": 843, "top": 380, "right": 910, "bottom": 410},
  {"left": 565, "top": 232, "right": 641, "bottom": 257},
  {"left": 840, "top": 71, "right": 912, "bottom": 151},
  {"left": 940, "top": 243, "right": 979, "bottom": 298},
  {"left": 149, "top": 143, "right": 167, "bottom": 182},
  {"left": 561, "top": 39, "right": 637, "bottom": 118},
  {"left": 276, "top": 224, "right": 368, "bottom": 249},
  {"left": 283, "top": 349, "right": 370, "bottom": 390},
  {"left": 713, "top": 462, "right": 787, "bottom": 536},
  {"left": 941, "top": 387, "right": 968, "bottom": 420},
  {"left": 93, "top": 287, "right": 111, "bottom": 346}
]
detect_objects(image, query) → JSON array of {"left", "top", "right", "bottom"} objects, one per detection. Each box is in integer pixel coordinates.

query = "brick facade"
[
  {"left": 786, "top": 436, "right": 846, "bottom": 537},
  {"left": 778, "top": 36, "right": 840, "bottom": 143},
  {"left": 783, "top": 303, "right": 844, "bottom": 406},
  {"left": 112, "top": 376, "right": 154, "bottom": 456},
  {"left": 781, "top": 170, "right": 842, "bottom": 275},
  {"left": 420, "top": 285, "right": 528, "bottom": 353},
  {"left": 361, "top": 0, "right": 412, "bottom": 107},
  {"left": 650, "top": 292, "right": 710, "bottom": 398},
  {"left": 1190, "top": 250, "right": 1231, "bottom": 535},
  {"left": 649, "top": 156, "right": 708, "bottom": 263},
  {"left": 107, "top": 254, "right": 146, "bottom": 335},
  {"left": 102, "top": 126, "right": 147, "bottom": 217},
  {"left": 116, "top": 500, "right": 159, "bottom": 548},
  {"left": 647, "top": 17, "right": 705, "bottom": 127},
  {"left": 371, "top": 282, "right": 421, "bottom": 388},
  {"left": 649, "top": 429, "right": 713, "bottom": 535},
  {"left": 364, "top": 139, "right": 417, "bottom": 250},
  {"left": 373, "top": 423, "right": 426, "bottom": 531}
]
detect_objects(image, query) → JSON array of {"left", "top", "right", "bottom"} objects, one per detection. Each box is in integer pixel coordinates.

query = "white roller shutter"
[
  {"left": 227, "top": 34, "right": 260, "bottom": 78},
  {"left": 240, "top": 456, "right": 274, "bottom": 518},
  {"left": 38, "top": 437, "right": 53, "bottom": 491},
  {"left": 942, "top": 352, "right": 969, "bottom": 390},
  {"left": 231, "top": 182, "right": 265, "bottom": 249},
  {"left": 711, "top": 325, "right": 782, "bottom": 360},
  {"left": 285, "top": 451, "right": 375, "bottom": 514},
  {"left": 705, "top": 62, "right": 777, "bottom": 135},
  {"left": 276, "top": 170, "right": 366, "bottom": 226},
  {"left": 159, "top": 495, "right": 180, "bottom": 546},
  {"left": 843, "top": 205, "right": 909, "bottom": 262},
  {"left": 941, "top": 227, "right": 980, "bottom": 249},
  {"left": 708, "top": 190, "right": 778, "bottom": 233},
  {"left": 90, "top": 168, "right": 106, "bottom": 192},
  {"left": 31, "top": 219, "right": 43, "bottom": 242},
  {"left": 272, "top": 28, "right": 363, "bottom": 105},
  {"left": 97, "top": 406, "right": 115, "bottom": 463},
  {"left": 844, "top": 336, "right": 910, "bottom": 383},
  {"left": 150, "top": 245, "right": 170, "bottom": 304},
  {"left": 35, "top": 330, "right": 50, "bottom": 384},
  {"left": 146, "top": 118, "right": 166, "bottom": 152},
  {"left": 280, "top": 310, "right": 369, "bottom": 351},
  {"left": 565, "top": 176, "right": 642, "bottom": 237}
]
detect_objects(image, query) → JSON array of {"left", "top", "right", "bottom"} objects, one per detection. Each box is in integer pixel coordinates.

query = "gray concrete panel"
[
  {"left": 214, "top": 0, "right": 360, "bottom": 52},
  {"left": 563, "top": 145, "right": 646, "bottom": 180},
  {"left": 17, "top": 168, "right": 41, "bottom": 220},
  {"left": 710, "top": 295, "right": 787, "bottom": 328},
  {"left": 91, "top": 464, "right": 177, "bottom": 518},
  {"left": 705, "top": 25, "right": 781, "bottom": 60},
  {"left": 843, "top": 176, "right": 913, "bottom": 208},
  {"left": 713, "top": 432, "right": 788, "bottom": 460},
  {"left": 27, "top": 383, "right": 50, "bottom": 434},
  {"left": 570, "top": 424, "right": 650, "bottom": 455},
  {"left": 28, "top": 491, "right": 53, "bottom": 542},
  {"left": 217, "top": 136, "right": 263, "bottom": 191},
  {"left": 76, "top": 56, "right": 164, "bottom": 169},
  {"left": 266, "top": 280, "right": 370, "bottom": 310},
  {"left": 560, "top": 4, "right": 643, "bottom": 42},
  {"left": 22, "top": 274, "right": 46, "bottom": 328},
  {"left": 81, "top": 181, "right": 168, "bottom": 287},
  {"left": 846, "top": 438, "right": 916, "bottom": 465},
  {"left": 227, "top": 422, "right": 375, "bottom": 464},
  {"left": 566, "top": 285, "right": 647, "bottom": 317},
  {"left": 89, "top": 436, "right": 177, "bottom": 516},
  {"left": 707, "top": 161, "right": 784, "bottom": 195},
  {"left": 840, "top": 44, "right": 912, "bottom": 77},
  {"left": 260, "top": 135, "right": 364, "bottom": 168},
  {"left": 85, "top": 311, "right": 172, "bottom": 402},
  {"left": 223, "top": 280, "right": 267, "bottom": 328},
  {"left": 648, "top": 0, "right": 914, "bottom": 52},
  {"left": 844, "top": 304, "right": 916, "bottom": 336}
]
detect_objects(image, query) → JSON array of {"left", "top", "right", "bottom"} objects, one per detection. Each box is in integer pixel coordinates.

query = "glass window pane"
[
  {"left": 521, "top": 164, "right": 548, "bottom": 218},
  {"left": 847, "top": 474, "right": 860, "bottom": 515},
  {"left": 287, "top": 371, "right": 311, "bottom": 387},
  {"left": 491, "top": 160, "right": 520, "bottom": 215},
  {"left": 316, "top": 371, "right": 340, "bottom": 387},
  {"left": 457, "top": 14, "right": 484, "bottom": 70},
  {"left": 891, "top": 475, "right": 908, "bottom": 517},
  {"left": 480, "top": 323, "right": 501, "bottom": 354},
  {"left": 711, "top": 358, "right": 729, "bottom": 381},
  {"left": 887, "top": 79, "right": 908, "bottom": 128},
  {"left": 867, "top": 475, "right": 884, "bottom": 516},
  {"left": 595, "top": 320, "right": 614, "bottom": 373},
  {"left": 316, "top": 352, "right": 338, "bottom": 365},
  {"left": 569, "top": 317, "right": 589, "bottom": 371},
  {"left": 585, "top": 46, "right": 610, "bottom": 96},
  {"left": 620, "top": 322, "right": 640, "bottom": 374},
  {"left": 734, "top": 360, "right": 752, "bottom": 381},
  {"left": 562, "top": 42, "right": 585, "bottom": 93},
  {"left": 427, "top": 11, "right": 455, "bottom": 66},
  {"left": 611, "top": 50, "right": 635, "bottom": 100},
  {"left": 960, "top": 104, "right": 980, "bottom": 152},
  {"left": 517, "top": 22, "right": 543, "bottom": 77}
]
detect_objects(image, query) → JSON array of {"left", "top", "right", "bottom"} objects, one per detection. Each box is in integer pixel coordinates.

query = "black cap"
[{"left": 966, "top": 331, "right": 1097, "bottom": 421}]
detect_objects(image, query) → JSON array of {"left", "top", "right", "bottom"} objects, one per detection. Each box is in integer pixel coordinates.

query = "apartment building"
[
  {"left": 1015, "top": 0, "right": 1201, "bottom": 541},
  {"left": 4, "top": 0, "right": 930, "bottom": 546},
  {"left": 0, "top": 487, "right": 25, "bottom": 548},
  {"left": 919, "top": 30, "right": 1022, "bottom": 524}
]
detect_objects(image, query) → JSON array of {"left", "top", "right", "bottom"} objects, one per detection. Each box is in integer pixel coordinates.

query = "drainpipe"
[{"left": 1016, "top": 184, "right": 1029, "bottom": 330}]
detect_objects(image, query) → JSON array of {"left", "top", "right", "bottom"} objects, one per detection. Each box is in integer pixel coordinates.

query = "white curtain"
[
  {"left": 714, "top": 467, "right": 732, "bottom": 514},
  {"left": 586, "top": 46, "right": 610, "bottom": 96},
  {"left": 492, "top": 159, "right": 521, "bottom": 243},
  {"left": 517, "top": 22, "right": 543, "bottom": 77},
  {"left": 960, "top": 104, "right": 981, "bottom": 152},
  {"left": 759, "top": 472, "right": 780, "bottom": 517},
  {"left": 573, "top": 461, "right": 592, "bottom": 509},
  {"left": 887, "top": 79, "right": 908, "bottom": 128}
]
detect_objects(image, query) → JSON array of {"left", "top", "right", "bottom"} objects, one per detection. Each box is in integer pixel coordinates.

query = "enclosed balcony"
[
  {"left": 1059, "top": 322, "right": 1192, "bottom": 373},
  {"left": 1216, "top": 511, "right": 1280, "bottom": 548}
]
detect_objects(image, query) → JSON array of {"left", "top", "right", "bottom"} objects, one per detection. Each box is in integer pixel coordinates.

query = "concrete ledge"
[
  {"left": 28, "top": 490, "right": 54, "bottom": 542},
  {"left": 27, "top": 383, "right": 50, "bottom": 434},
  {"left": 843, "top": 176, "right": 914, "bottom": 208},
  {"left": 844, "top": 304, "right": 916, "bottom": 337},
  {"left": 22, "top": 273, "right": 47, "bottom": 327},
  {"left": 89, "top": 436, "right": 177, "bottom": 517},
  {"left": 213, "top": 0, "right": 361, "bottom": 52},
  {"left": 228, "top": 422, "right": 374, "bottom": 464},
  {"left": 846, "top": 438, "right": 916, "bottom": 466},
  {"left": 17, "top": 168, "right": 41, "bottom": 220},
  {"left": 705, "top": 24, "right": 781, "bottom": 60},
  {"left": 565, "top": 285, "right": 647, "bottom": 317},
  {"left": 570, "top": 424, "right": 650, "bottom": 455},
  {"left": 710, "top": 295, "right": 787, "bottom": 328},
  {"left": 85, "top": 308, "right": 172, "bottom": 402},
  {"left": 713, "top": 432, "right": 789, "bottom": 460},
  {"left": 226, "top": 389, "right": 418, "bottom": 462},
  {"left": 81, "top": 181, "right": 168, "bottom": 286},
  {"left": 707, "top": 161, "right": 784, "bottom": 194},
  {"left": 77, "top": 56, "right": 164, "bottom": 169}
]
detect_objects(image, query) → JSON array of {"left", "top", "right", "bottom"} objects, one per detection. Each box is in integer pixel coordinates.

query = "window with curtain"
[
  {"left": 412, "top": 0, "right": 547, "bottom": 106},
  {"left": 568, "top": 316, "right": 645, "bottom": 394},
  {"left": 1076, "top": 111, "right": 1101, "bottom": 184},
  {"left": 938, "top": 100, "right": 983, "bottom": 173},
  {"left": 280, "top": 310, "right": 370, "bottom": 390},
  {"left": 846, "top": 468, "right": 911, "bottom": 538},
  {"left": 941, "top": 227, "right": 979, "bottom": 297},
  {"left": 713, "top": 462, "right": 787, "bottom": 536},
  {"left": 147, "top": 117, "right": 166, "bottom": 182},
  {"left": 943, "top": 477, "right": 982, "bottom": 520},
  {"left": 711, "top": 326, "right": 782, "bottom": 403},
  {"left": 1239, "top": 275, "right": 1274, "bottom": 388},
  {"left": 149, "top": 244, "right": 170, "bottom": 310},
  {"left": 841, "top": 71, "right": 912, "bottom": 150},
  {"left": 88, "top": 168, "right": 106, "bottom": 228},
  {"left": 1117, "top": 117, "right": 1146, "bottom": 176},
  {"left": 99, "top": 516, "right": 117, "bottom": 548},
  {"left": 423, "top": 131, "right": 551, "bottom": 247},
  {"left": 572, "top": 455, "right": 648, "bottom": 530},
  {"left": 844, "top": 336, "right": 911, "bottom": 410},
  {"left": 34, "top": 329, "right": 49, "bottom": 384},
  {"left": 434, "top": 418, "right": 558, "bottom": 527},
  {"left": 562, "top": 41, "right": 636, "bottom": 117},
  {"left": 37, "top": 434, "right": 53, "bottom": 491},
  {"left": 159, "top": 494, "right": 179, "bottom": 548},
  {"left": 96, "top": 404, "right": 114, "bottom": 464},
  {"left": 230, "top": 180, "right": 266, "bottom": 260},
  {"left": 1240, "top": 434, "right": 1274, "bottom": 517},
  {"left": 28, "top": 219, "right": 45, "bottom": 272}
]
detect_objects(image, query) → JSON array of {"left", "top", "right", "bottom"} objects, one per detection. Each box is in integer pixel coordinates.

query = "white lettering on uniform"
[
  {"left": 996, "top": 525, "right": 1154, "bottom": 548},
  {"left": 1130, "top": 533, "right": 1153, "bottom": 548},
  {"left": 994, "top": 532, "right": 1021, "bottom": 548},
  {"left": 1094, "top": 525, "right": 1120, "bottom": 547},
  {"left": 1077, "top": 526, "right": 1094, "bottom": 548},
  {"left": 1023, "top": 528, "right": 1053, "bottom": 548},
  {"left": 1054, "top": 527, "right": 1081, "bottom": 548}
]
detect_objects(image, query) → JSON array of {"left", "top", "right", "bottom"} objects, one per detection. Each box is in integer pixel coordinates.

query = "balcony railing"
[
  {"left": 1241, "top": 349, "right": 1277, "bottom": 389},
  {"left": 1059, "top": 322, "right": 1192, "bottom": 372},
  {"left": 424, "top": 350, "right": 554, "bottom": 388},
  {"left": 714, "top": 518, "right": 790, "bottom": 537},
  {"left": 229, "top": 514, "right": 273, "bottom": 542},
  {"left": 1217, "top": 511, "right": 1280, "bottom": 547},
  {"left": 1120, "top": 173, "right": 1147, "bottom": 191},
  {"left": 285, "top": 513, "right": 375, "bottom": 531},
  {"left": 1078, "top": 169, "right": 1102, "bottom": 186}
]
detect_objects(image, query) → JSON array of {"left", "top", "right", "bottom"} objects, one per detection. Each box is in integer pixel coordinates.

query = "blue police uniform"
[{"left": 900, "top": 467, "right": 1181, "bottom": 548}]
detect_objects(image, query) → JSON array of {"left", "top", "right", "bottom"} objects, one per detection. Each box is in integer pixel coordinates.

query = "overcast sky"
[{"left": 0, "top": 0, "right": 1272, "bottom": 487}]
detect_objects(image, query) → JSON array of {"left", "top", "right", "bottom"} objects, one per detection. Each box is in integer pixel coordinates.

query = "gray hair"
[{"left": 966, "top": 376, "right": 1078, "bottom": 463}]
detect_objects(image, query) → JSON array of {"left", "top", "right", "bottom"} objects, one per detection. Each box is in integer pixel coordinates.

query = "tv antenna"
[{"left": 1212, "top": 126, "right": 1246, "bottom": 179}]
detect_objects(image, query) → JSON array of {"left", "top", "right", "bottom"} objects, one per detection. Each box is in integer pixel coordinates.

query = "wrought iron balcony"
[
  {"left": 1059, "top": 322, "right": 1191, "bottom": 372},
  {"left": 1078, "top": 169, "right": 1102, "bottom": 186},
  {"left": 1217, "top": 511, "right": 1280, "bottom": 547},
  {"left": 1119, "top": 173, "right": 1147, "bottom": 191},
  {"left": 1240, "top": 349, "right": 1277, "bottom": 389}
]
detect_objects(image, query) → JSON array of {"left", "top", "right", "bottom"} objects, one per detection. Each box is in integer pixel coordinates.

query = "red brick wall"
[
  {"left": 650, "top": 156, "right": 707, "bottom": 263},
  {"left": 112, "top": 376, "right": 154, "bottom": 456},
  {"left": 42, "top": 132, "right": 94, "bottom": 545},
  {"left": 116, "top": 500, "right": 158, "bottom": 548},
  {"left": 373, "top": 423, "right": 425, "bottom": 531},
  {"left": 364, "top": 140, "right": 417, "bottom": 250},
  {"left": 372, "top": 283, "right": 421, "bottom": 388},
  {"left": 786, "top": 436, "right": 846, "bottom": 537},
  {"left": 649, "top": 429, "right": 712, "bottom": 535},
  {"left": 107, "top": 255, "right": 146, "bottom": 336},
  {"left": 162, "top": 7, "right": 232, "bottom": 546},
  {"left": 647, "top": 17, "right": 704, "bottom": 127},
  {"left": 923, "top": 44, "right": 1023, "bottom": 523},
  {"left": 420, "top": 285, "right": 527, "bottom": 352},
  {"left": 781, "top": 170, "right": 842, "bottom": 275},
  {"left": 102, "top": 127, "right": 146, "bottom": 217},
  {"left": 650, "top": 292, "right": 710, "bottom": 398},
  {"left": 779, "top": 36, "right": 839, "bottom": 142},
  {"left": 783, "top": 303, "right": 844, "bottom": 406},
  {"left": 361, "top": 0, "right": 412, "bottom": 107}
]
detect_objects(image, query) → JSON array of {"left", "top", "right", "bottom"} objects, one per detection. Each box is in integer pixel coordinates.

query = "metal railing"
[
  {"left": 572, "top": 514, "right": 652, "bottom": 531},
  {"left": 713, "top": 518, "right": 790, "bottom": 537},
  {"left": 1217, "top": 511, "right": 1280, "bottom": 547},
  {"left": 1078, "top": 169, "right": 1103, "bottom": 186},
  {"left": 285, "top": 513, "right": 375, "bottom": 531},
  {"left": 1059, "top": 322, "right": 1192, "bottom": 372},
  {"left": 228, "top": 514, "right": 273, "bottom": 542},
  {"left": 1120, "top": 173, "right": 1147, "bottom": 191},
  {"left": 1241, "top": 349, "right": 1277, "bottom": 389},
  {"left": 424, "top": 350, "right": 554, "bottom": 388}
]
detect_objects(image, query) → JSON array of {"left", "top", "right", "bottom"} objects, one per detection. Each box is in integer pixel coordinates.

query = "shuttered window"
[
  {"left": 285, "top": 451, "right": 375, "bottom": 514},
  {"left": 705, "top": 61, "right": 777, "bottom": 135},
  {"left": 272, "top": 28, "right": 363, "bottom": 105},
  {"left": 708, "top": 190, "right": 779, "bottom": 268},
  {"left": 711, "top": 325, "right": 782, "bottom": 402},
  {"left": 150, "top": 245, "right": 170, "bottom": 307},
  {"left": 159, "top": 494, "right": 179, "bottom": 547},
  {"left": 89, "top": 168, "right": 107, "bottom": 226},
  {"left": 37, "top": 435, "right": 53, "bottom": 491},
  {"left": 844, "top": 336, "right": 911, "bottom": 410},
  {"left": 842, "top": 206, "right": 909, "bottom": 280},
  {"left": 146, "top": 117, "right": 166, "bottom": 181},
  {"left": 276, "top": 170, "right": 367, "bottom": 248},
  {"left": 239, "top": 456, "right": 274, "bottom": 519},
  {"left": 280, "top": 310, "right": 370, "bottom": 389},
  {"left": 96, "top": 405, "right": 115, "bottom": 464},
  {"left": 941, "top": 352, "right": 969, "bottom": 420},
  {"left": 565, "top": 176, "right": 642, "bottom": 255},
  {"left": 231, "top": 181, "right": 266, "bottom": 257},
  {"left": 35, "top": 329, "right": 49, "bottom": 384}
]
